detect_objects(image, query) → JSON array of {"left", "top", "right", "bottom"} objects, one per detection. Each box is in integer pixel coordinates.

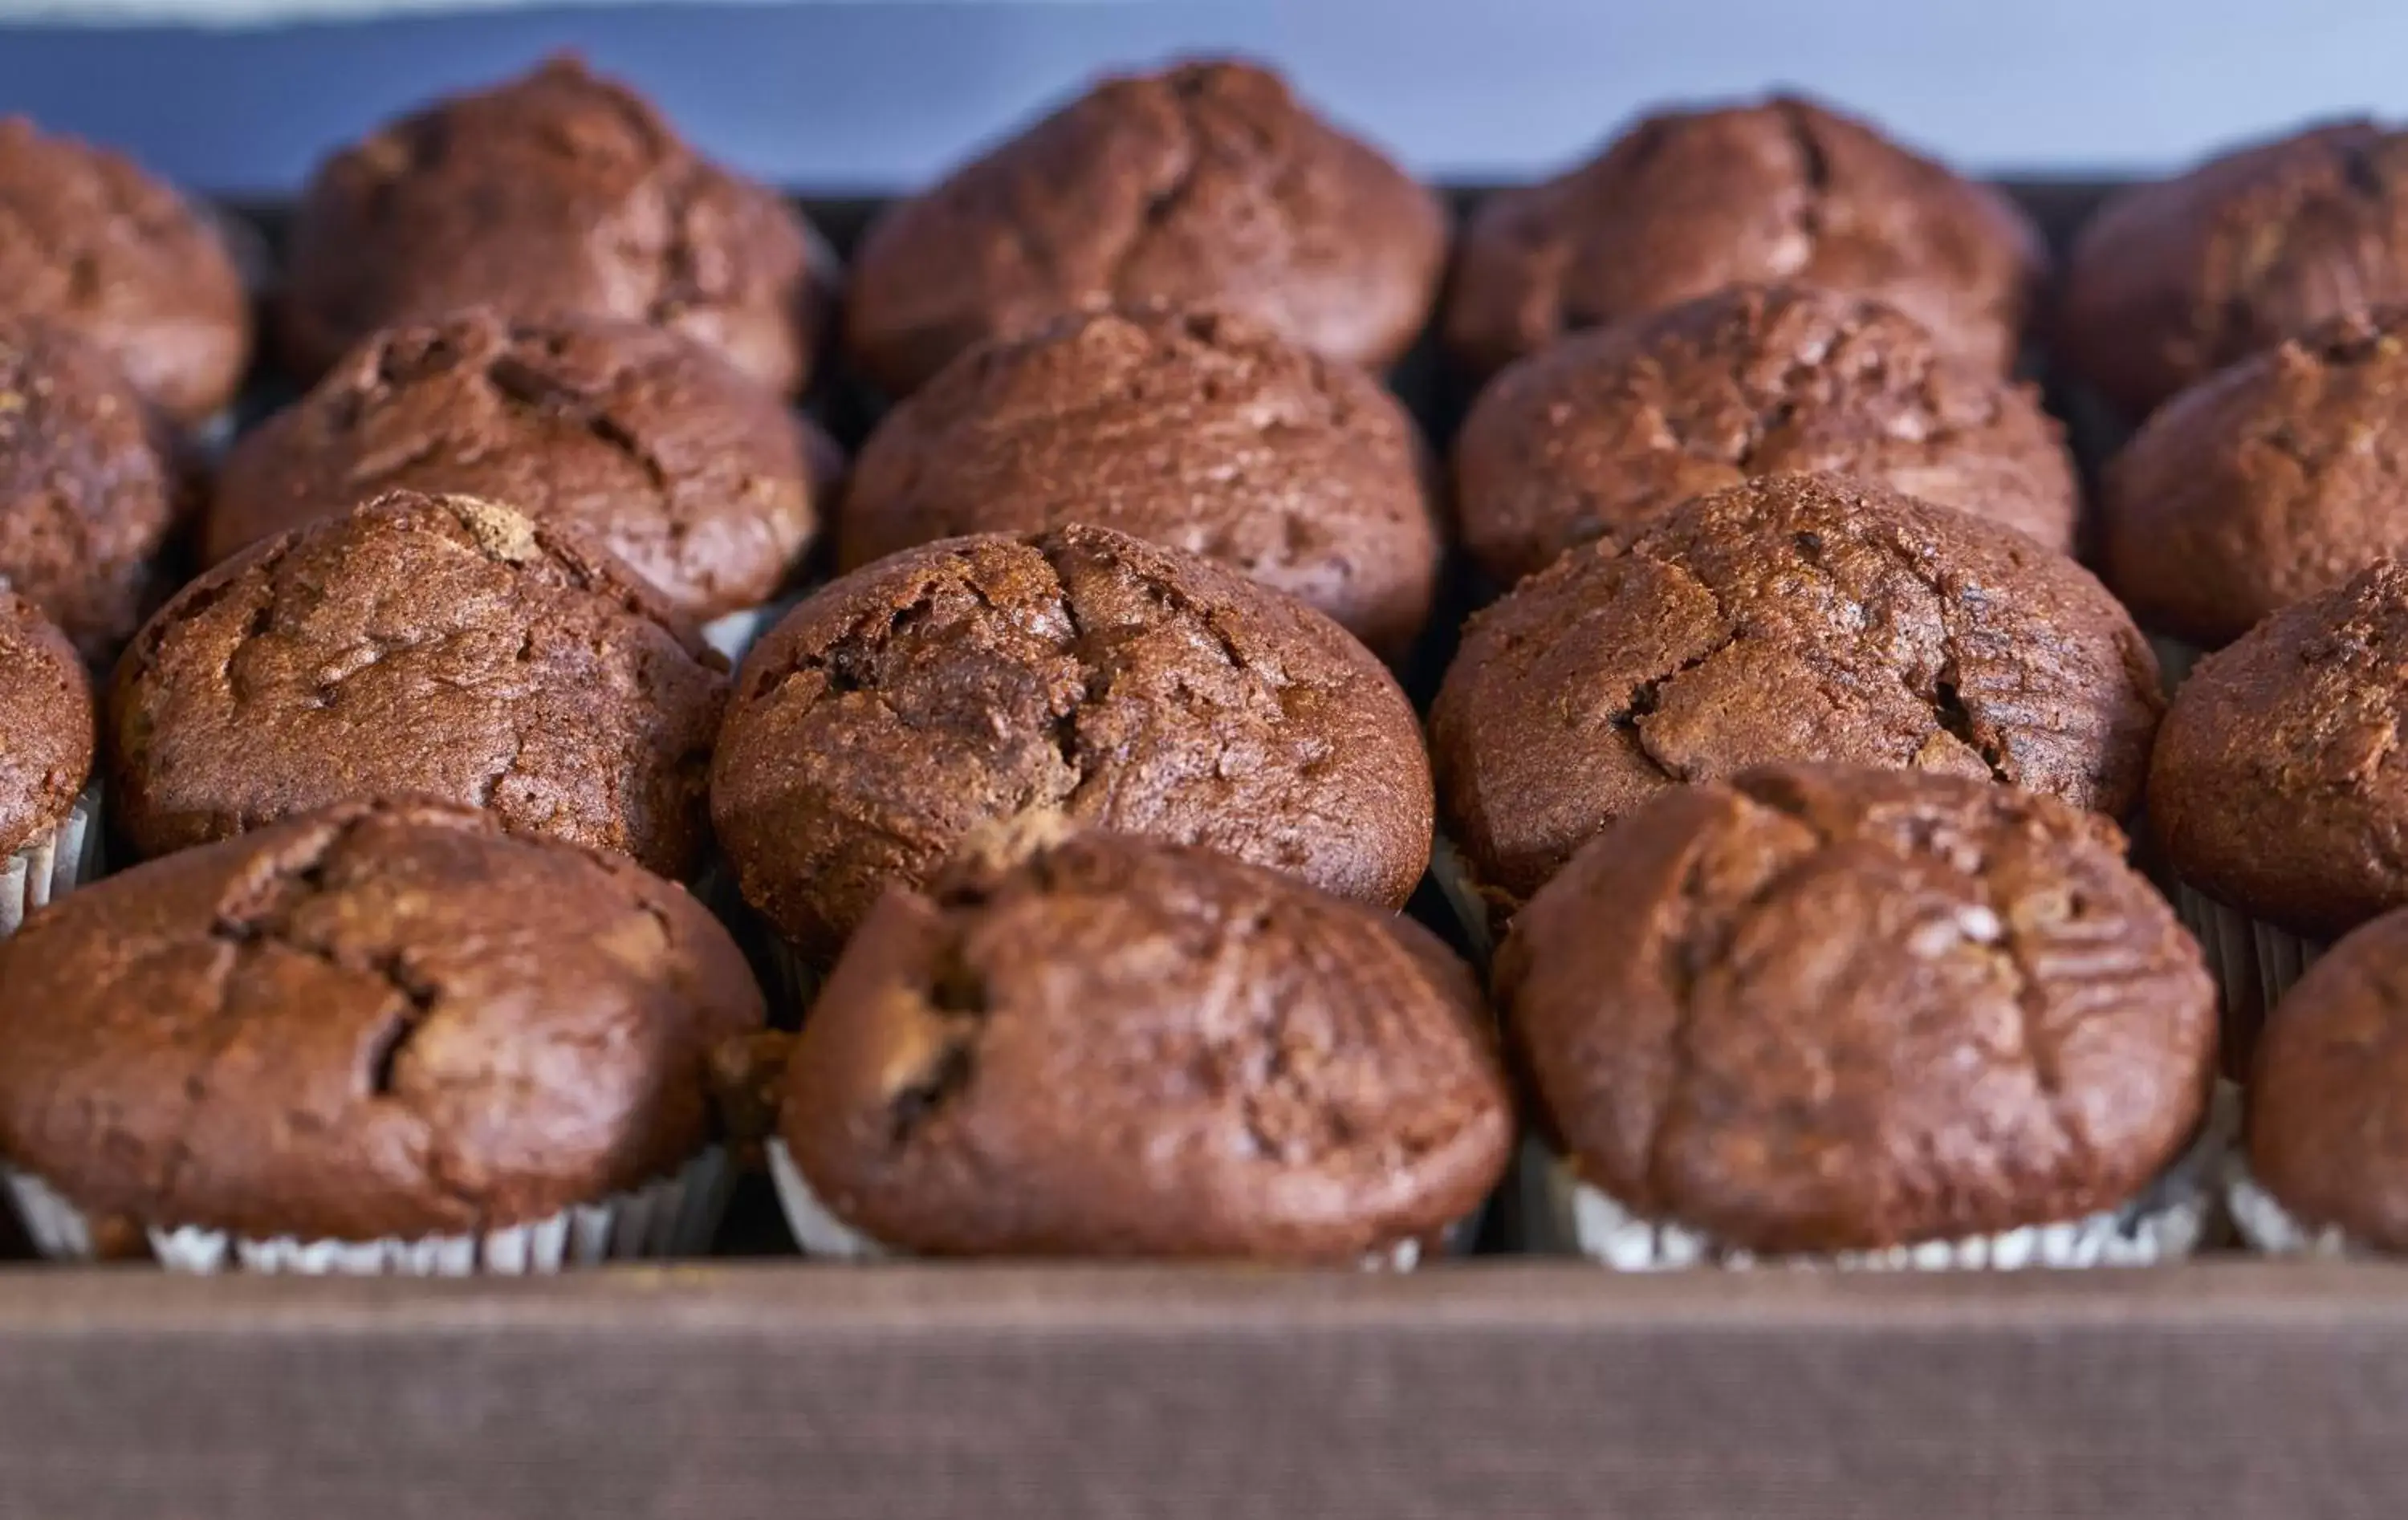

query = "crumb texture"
[
  {"left": 782, "top": 827, "right": 1512, "bottom": 1259},
  {"left": 0, "top": 799, "right": 763, "bottom": 1240},
  {"left": 1498, "top": 764, "right": 2215, "bottom": 1254},
  {"left": 843, "top": 59, "right": 1447, "bottom": 396},
  {"left": 111, "top": 490, "right": 727, "bottom": 880},
  {"left": 712, "top": 523, "right": 1433, "bottom": 961}
]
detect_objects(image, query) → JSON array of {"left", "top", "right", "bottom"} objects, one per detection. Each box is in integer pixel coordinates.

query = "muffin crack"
[
  {"left": 482, "top": 352, "right": 674, "bottom": 501},
  {"left": 885, "top": 934, "right": 990, "bottom": 1150},
  {"left": 1775, "top": 98, "right": 1832, "bottom": 257}
]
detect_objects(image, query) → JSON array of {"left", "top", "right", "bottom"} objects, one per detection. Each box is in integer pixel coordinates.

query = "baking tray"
[{"left": 11, "top": 181, "right": 2406, "bottom": 1520}]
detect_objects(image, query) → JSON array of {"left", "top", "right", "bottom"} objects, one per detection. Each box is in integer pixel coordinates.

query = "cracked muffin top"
[
  {"left": 2247, "top": 908, "right": 2408, "bottom": 1252},
  {"left": 2102, "top": 306, "right": 2408, "bottom": 649},
  {"left": 843, "top": 303, "right": 1439, "bottom": 657},
  {"left": 2151, "top": 560, "right": 2408, "bottom": 941},
  {"left": 780, "top": 817, "right": 1512, "bottom": 1260},
  {"left": 280, "top": 56, "right": 833, "bottom": 396},
  {"left": 1498, "top": 764, "right": 2215, "bottom": 1254},
  {"left": 0, "top": 798, "right": 763, "bottom": 1242},
  {"left": 109, "top": 490, "right": 728, "bottom": 880},
  {"left": 1443, "top": 95, "right": 2044, "bottom": 381},
  {"left": 0, "top": 315, "right": 189, "bottom": 662},
  {"left": 842, "top": 58, "right": 1447, "bottom": 398},
  {"left": 1452, "top": 284, "right": 2080, "bottom": 587},
  {"left": 0, "top": 591, "right": 92, "bottom": 859},
  {"left": 2060, "top": 120, "right": 2408, "bottom": 421},
  {"left": 712, "top": 522, "right": 1434, "bottom": 964},
  {"left": 209, "top": 307, "right": 834, "bottom": 621},
  {"left": 0, "top": 116, "right": 251, "bottom": 426},
  {"left": 1430, "top": 473, "right": 2162, "bottom": 925}
]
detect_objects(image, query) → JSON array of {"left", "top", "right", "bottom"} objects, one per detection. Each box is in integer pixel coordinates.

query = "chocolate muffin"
[
  {"left": 1444, "top": 95, "right": 2044, "bottom": 381},
  {"left": 282, "top": 56, "right": 832, "bottom": 396},
  {"left": 844, "top": 304, "right": 1439, "bottom": 657},
  {"left": 1500, "top": 764, "right": 2219, "bottom": 1264},
  {"left": 771, "top": 816, "right": 1511, "bottom": 1261},
  {"left": 1430, "top": 473, "right": 2162, "bottom": 931},
  {"left": 0, "top": 116, "right": 250, "bottom": 427},
  {"left": 0, "top": 591, "right": 96, "bottom": 935},
  {"left": 0, "top": 798, "right": 761, "bottom": 1268},
  {"left": 2060, "top": 120, "right": 2408, "bottom": 421},
  {"left": 2231, "top": 908, "right": 2408, "bottom": 1256},
  {"left": 110, "top": 490, "right": 726, "bottom": 881},
  {"left": 209, "top": 307, "right": 833, "bottom": 628},
  {"left": 844, "top": 58, "right": 1446, "bottom": 399},
  {"left": 2150, "top": 560, "right": 2408, "bottom": 1038},
  {"left": 2103, "top": 306, "right": 2408, "bottom": 654},
  {"left": 0, "top": 316, "right": 188, "bottom": 661},
  {"left": 1453, "top": 284, "right": 2080, "bottom": 586},
  {"left": 713, "top": 523, "right": 1433, "bottom": 965}
]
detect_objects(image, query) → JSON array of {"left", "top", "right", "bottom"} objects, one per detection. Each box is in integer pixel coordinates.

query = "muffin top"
[
  {"left": 111, "top": 491, "right": 727, "bottom": 880},
  {"left": 210, "top": 307, "right": 833, "bottom": 621},
  {"left": 2103, "top": 307, "right": 2408, "bottom": 648},
  {"left": 0, "top": 316, "right": 187, "bottom": 661},
  {"left": 2247, "top": 908, "right": 2408, "bottom": 1252},
  {"left": 1499, "top": 764, "right": 2215, "bottom": 1254},
  {"left": 0, "top": 798, "right": 763, "bottom": 1242},
  {"left": 843, "top": 58, "right": 1447, "bottom": 398},
  {"left": 281, "top": 56, "right": 831, "bottom": 396},
  {"left": 781, "top": 818, "right": 1512, "bottom": 1260},
  {"left": 844, "top": 303, "right": 1439, "bottom": 657},
  {"left": 2151, "top": 560, "right": 2408, "bottom": 941},
  {"left": 1453, "top": 284, "right": 2079, "bottom": 586},
  {"left": 0, "top": 116, "right": 251, "bottom": 425},
  {"left": 2060, "top": 120, "right": 2408, "bottom": 421},
  {"left": 1444, "top": 96, "right": 2043, "bottom": 380},
  {"left": 713, "top": 522, "right": 1434, "bottom": 963},
  {"left": 0, "top": 591, "right": 92, "bottom": 858},
  {"left": 1430, "top": 473, "right": 2162, "bottom": 918}
]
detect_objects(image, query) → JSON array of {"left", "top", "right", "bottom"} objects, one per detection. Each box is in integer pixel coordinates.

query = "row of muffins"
[{"left": 0, "top": 54, "right": 2405, "bottom": 1268}]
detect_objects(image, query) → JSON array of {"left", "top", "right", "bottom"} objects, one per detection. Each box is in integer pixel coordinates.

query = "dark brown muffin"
[
  {"left": 0, "top": 117, "right": 250, "bottom": 426},
  {"left": 2060, "top": 120, "right": 2408, "bottom": 421},
  {"left": 0, "top": 317, "right": 187, "bottom": 661},
  {"left": 2103, "top": 307, "right": 2408, "bottom": 649},
  {"left": 843, "top": 303, "right": 1438, "bottom": 657},
  {"left": 209, "top": 307, "right": 832, "bottom": 622},
  {"left": 281, "top": 56, "right": 832, "bottom": 396},
  {"left": 713, "top": 522, "right": 1433, "bottom": 963},
  {"left": 1498, "top": 764, "right": 2215, "bottom": 1255},
  {"left": 779, "top": 817, "right": 1511, "bottom": 1260},
  {"left": 0, "top": 798, "right": 762, "bottom": 1242},
  {"left": 1453, "top": 283, "right": 2080, "bottom": 586},
  {"left": 844, "top": 58, "right": 1446, "bottom": 399},
  {"left": 1444, "top": 95, "right": 2043, "bottom": 381},
  {"left": 2245, "top": 908, "right": 2408, "bottom": 1252},
  {"left": 1430, "top": 473, "right": 2162, "bottom": 922},
  {"left": 2151, "top": 560, "right": 2408, "bottom": 941},
  {"left": 0, "top": 591, "right": 91, "bottom": 860},
  {"left": 110, "top": 490, "right": 727, "bottom": 880}
]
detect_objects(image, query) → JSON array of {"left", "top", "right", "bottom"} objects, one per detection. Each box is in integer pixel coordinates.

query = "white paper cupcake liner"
[
  {"left": 702, "top": 595, "right": 800, "bottom": 667},
  {"left": 1430, "top": 833, "right": 1497, "bottom": 965},
  {"left": 768, "top": 1140, "right": 1463, "bottom": 1270},
  {"left": 0, "top": 786, "right": 101, "bottom": 937},
  {"left": 5, "top": 1147, "right": 731, "bottom": 1274},
  {"left": 2226, "top": 1152, "right": 2370, "bottom": 1259},
  {"left": 2170, "top": 884, "right": 2326, "bottom": 1058},
  {"left": 2148, "top": 633, "right": 2207, "bottom": 696},
  {"left": 1527, "top": 1083, "right": 2236, "bottom": 1270}
]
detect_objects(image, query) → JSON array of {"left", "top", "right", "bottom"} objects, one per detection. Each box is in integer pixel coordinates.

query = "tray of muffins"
[{"left": 1, "top": 46, "right": 2406, "bottom": 1520}]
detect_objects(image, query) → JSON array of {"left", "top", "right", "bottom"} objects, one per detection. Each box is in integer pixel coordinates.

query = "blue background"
[{"left": 0, "top": 0, "right": 2399, "bottom": 194}]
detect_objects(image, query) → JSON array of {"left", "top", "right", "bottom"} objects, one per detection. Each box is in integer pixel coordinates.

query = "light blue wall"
[{"left": 0, "top": 0, "right": 2399, "bottom": 194}]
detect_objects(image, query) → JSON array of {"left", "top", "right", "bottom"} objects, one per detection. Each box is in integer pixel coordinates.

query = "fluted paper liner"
[
  {"left": 0, "top": 787, "right": 100, "bottom": 937},
  {"left": 769, "top": 1140, "right": 1458, "bottom": 1270},
  {"left": 2227, "top": 1153, "right": 2375, "bottom": 1259},
  {"left": 5, "top": 1148, "right": 731, "bottom": 1274},
  {"left": 1429, "top": 833, "right": 1496, "bottom": 966},
  {"left": 1527, "top": 1083, "right": 2236, "bottom": 1270}
]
